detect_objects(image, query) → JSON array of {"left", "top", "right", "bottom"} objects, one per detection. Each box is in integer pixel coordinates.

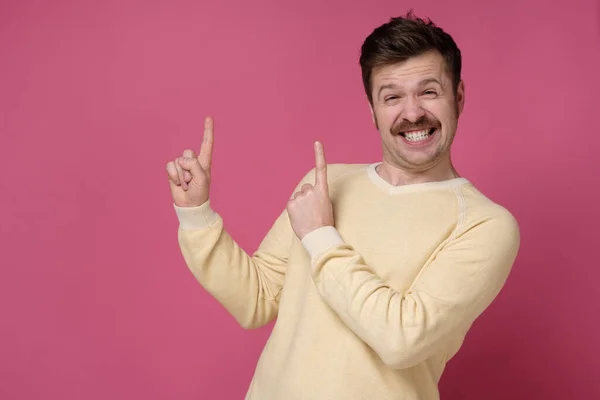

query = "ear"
[{"left": 456, "top": 80, "right": 465, "bottom": 116}]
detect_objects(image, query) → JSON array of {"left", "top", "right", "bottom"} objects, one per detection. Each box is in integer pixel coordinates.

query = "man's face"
[{"left": 369, "top": 50, "right": 465, "bottom": 172}]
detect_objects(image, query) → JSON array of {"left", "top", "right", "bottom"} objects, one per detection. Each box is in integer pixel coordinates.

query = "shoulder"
[{"left": 456, "top": 182, "right": 521, "bottom": 252}]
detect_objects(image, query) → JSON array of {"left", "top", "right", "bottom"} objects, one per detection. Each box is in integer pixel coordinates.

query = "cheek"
[
  {"left": 374, "top": 106, "right": 400, "bottom": 129},
  {"left": 423, "top": 101, "right": 456, "bottom": 125}
]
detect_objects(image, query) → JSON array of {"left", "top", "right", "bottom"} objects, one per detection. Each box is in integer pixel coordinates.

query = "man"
[{"left": 165, "top": 12, "right": 520, "bottom": 400}]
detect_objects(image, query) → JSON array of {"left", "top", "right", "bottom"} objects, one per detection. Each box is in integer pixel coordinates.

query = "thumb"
[{"left": 314, "top": 141, "right": 328, "bottom": 190}]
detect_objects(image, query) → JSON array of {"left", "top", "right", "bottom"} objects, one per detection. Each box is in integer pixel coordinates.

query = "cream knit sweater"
[{"left": 174, "top": 163, "right": 520, "bottom": 400}]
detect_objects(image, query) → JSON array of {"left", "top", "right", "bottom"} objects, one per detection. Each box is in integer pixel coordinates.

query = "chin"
[{"left": 396, "top": 151, "right": 445, "bottom": 170}]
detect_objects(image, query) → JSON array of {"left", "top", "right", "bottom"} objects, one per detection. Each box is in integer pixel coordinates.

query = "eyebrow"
[
  {"left": 376, "top": 78, "right": 443, "bottom": 98},
  {"left": 377, "top": 83, "right": 400, "bottom": 98},
  {"left": 417, "top": 78, "right": 443, "bottom": 88}
]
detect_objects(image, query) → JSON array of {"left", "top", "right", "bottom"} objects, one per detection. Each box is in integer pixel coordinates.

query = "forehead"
[{"left": 372, "top": 50, "right": 449, "bottom": 89}]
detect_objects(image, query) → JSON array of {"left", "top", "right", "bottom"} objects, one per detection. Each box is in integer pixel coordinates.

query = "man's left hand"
[{"left": 287, "top": 141, "right": 334, "bottom": 240}]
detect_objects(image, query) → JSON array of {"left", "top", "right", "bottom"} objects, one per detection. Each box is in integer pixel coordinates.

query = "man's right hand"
[{"left": 166, "top": 116, "right": 214, "bottom": 208}]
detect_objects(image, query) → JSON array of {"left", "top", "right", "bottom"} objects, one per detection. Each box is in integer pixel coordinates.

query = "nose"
[{"left": 401, "top": 96, "right": 425, "bottom": 123}]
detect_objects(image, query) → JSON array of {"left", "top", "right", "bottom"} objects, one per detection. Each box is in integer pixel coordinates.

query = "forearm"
[
  {"left": 176, "top": 201, "right": 288, "bottom": 329},
  {"left": 304, "top": 228, "right": 449, "bottom": 368},
  {"left": 302, "top": 224, "right": 517, "bottom": 369}
]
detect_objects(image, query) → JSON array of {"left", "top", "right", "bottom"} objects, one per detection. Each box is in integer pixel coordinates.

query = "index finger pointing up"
[
  {"left": 198, "top": 116, "right": 214, "bottom": 173},
  {"left": 314, "top": 141, "right": 328, "bottom": 189}
]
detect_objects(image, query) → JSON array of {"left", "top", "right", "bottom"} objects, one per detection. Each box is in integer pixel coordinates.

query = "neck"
[{"left": 376, "top": 155, "right": 459, "bottom": 187}]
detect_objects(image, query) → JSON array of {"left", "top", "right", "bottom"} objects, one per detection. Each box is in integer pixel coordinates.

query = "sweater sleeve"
[
  {"left": 301, "top": 210, "right": 520, "bottom": 369},
  {"left": 175, "top": 199, "right": 295, "bottom": 329},
  {"left": 174, "top": 169, "right": 318, "bottom": 330}
]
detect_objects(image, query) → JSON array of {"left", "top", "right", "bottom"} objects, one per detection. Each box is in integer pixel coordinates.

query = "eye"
[
  {"left": 422, "top": 90, "right": 438, "bottom": 97},
  {"left": 384, "top": 95, "right": 399, "bottom": 103}
]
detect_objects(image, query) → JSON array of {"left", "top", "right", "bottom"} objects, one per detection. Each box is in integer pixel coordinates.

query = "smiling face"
[{"left": 369, "top": 50, "right": 465, "bottom": 173}]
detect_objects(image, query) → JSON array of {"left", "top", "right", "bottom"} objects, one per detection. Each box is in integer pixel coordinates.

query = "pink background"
[{"left": 1, "top": 0, "right": 599, "bottom": 398}]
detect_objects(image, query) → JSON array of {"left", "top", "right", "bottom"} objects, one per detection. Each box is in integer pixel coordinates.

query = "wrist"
[{"left": 174, "top": 194, "right": 209, "bottom": 208}]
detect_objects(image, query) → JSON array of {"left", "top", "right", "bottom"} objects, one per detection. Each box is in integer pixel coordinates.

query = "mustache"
[{"left": 391, "top": 116, "right": 441, "bottom": 135}]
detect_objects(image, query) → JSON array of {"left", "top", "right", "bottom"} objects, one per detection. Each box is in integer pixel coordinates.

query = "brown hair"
[{"left": 359, "top": 11, "right": 462, "bottom": 104}]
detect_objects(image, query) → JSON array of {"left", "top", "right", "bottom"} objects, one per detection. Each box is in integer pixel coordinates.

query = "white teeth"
[{"left": 404, "top": 129, "right": 431, "bottom": 142}]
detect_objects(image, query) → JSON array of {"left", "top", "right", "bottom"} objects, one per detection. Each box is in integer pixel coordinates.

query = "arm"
[
  {"left": 176, "top": 200, "right": 294, "bottom": 329},
  {"left": 301, "top": 211, "right": 520, "bottom": 369},
  {"left": 175, "top": 167, "right": 318, "bottom": 330},
  {"left": 167, "top": 117, "right": 301, "bottom": 330}
]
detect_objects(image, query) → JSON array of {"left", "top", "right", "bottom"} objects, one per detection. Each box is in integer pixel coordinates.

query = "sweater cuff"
[
  {"left": 301, "top": 226, "right": 345, "bottom": 261},
  {"left": 173, "top": 200, "right": 219, "bottom": 230}
]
